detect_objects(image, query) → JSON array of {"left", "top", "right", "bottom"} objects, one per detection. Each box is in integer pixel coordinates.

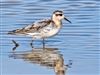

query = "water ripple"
[{"left": 1, "top": 0, "right": 100, "bottom": 75}]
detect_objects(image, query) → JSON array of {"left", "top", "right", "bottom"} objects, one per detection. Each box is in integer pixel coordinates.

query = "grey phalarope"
[{"left": 8, "top": 10, "right": 71, "bottom": 48}]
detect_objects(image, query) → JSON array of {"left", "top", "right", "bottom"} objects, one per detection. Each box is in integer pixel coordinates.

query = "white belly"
[
  {"left": 26, "top": 32, "right": 41, "bottom": 39},
  {"left": 42, "top": 28, "right": 60, "bottom": 38},
  {"left": 26, "top": 26, "right": 61, "bottom": 39}
]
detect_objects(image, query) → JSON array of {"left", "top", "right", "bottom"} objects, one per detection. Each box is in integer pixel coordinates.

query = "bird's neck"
[{"left": 52, "top": 18, "right": 62, "bottom": 28}]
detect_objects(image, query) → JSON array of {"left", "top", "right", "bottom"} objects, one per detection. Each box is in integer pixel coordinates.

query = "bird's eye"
[{"left": 55, "top": 14, "right": 62, "bottom": 16}]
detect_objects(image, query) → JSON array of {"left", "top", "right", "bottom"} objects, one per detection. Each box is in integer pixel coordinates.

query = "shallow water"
[{"left": 0, "top": 0, "right": 100, "bottom": 75}]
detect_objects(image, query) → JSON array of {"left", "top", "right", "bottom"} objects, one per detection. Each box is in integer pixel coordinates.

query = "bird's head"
[{"left": 52, "top": 10, "right": 71, "bottom": 23}]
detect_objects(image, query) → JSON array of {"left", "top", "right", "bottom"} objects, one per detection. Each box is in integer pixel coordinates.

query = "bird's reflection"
[{"left": 9, "top": 42, "right": 72, "bottom": 75}]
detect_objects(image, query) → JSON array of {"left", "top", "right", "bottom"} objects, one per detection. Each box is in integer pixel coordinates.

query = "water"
[{"left": 0, "top": 0, "right": 100, "bottom": 75}]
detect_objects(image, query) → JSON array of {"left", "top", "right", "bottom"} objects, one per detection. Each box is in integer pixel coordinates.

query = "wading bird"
[{"left": 8, "top": 10, "right": 71, "bottom": 48}]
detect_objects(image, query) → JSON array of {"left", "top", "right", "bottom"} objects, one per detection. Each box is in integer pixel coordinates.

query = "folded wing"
[{"left": 8, "top": 19, "right": 52, "bottom": 35}]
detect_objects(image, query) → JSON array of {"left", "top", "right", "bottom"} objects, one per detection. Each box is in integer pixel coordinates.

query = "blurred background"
[{"left": 0, "top": 0, "right": 100, "bottom": 75}]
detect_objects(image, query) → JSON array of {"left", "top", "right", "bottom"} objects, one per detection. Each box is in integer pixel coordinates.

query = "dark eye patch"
[{"left": 55, "top": 14, "right": 63, "bottom": 16}]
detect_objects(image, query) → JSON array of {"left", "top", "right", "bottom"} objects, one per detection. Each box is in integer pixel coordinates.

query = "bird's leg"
[
  {"left": 30, "top": 40, "right": 34, "bottom": 48},
  {"left": 43, "top": 38, "right": 45, "bottom": 49}
]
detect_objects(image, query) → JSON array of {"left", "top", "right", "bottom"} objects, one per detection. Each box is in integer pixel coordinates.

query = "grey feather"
[{"left": 8, "top": 19, "right": 52, "bottom": 35}]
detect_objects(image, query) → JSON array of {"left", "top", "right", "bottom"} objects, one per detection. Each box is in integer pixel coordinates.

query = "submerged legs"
[
  {"left": 30, "top": 38, "right": 46, "bottom": 49},
  {"left": 12, "top": 39, "right": 46, "bottom": 49},
  {"left": 30, "top": 39, "right": 45, "bottom": 49},
  {"left": 30, "top": 40, "right": 34, "bottom": 48},
  {"left": 43, "top": 38, "right": 45, "bottom": 49}
]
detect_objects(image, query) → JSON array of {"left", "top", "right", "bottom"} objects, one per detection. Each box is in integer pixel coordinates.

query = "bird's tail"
[
  {"left": 8, "top": 30, "right": 16, "bottom": 34},
  {"left": 8, "top": 29, "right": 21, "bottom": 35}
]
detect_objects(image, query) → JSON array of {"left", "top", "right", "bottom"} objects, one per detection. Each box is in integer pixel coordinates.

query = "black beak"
[{"left": 64, "top": 17, "right": 71, "bottom": 23}]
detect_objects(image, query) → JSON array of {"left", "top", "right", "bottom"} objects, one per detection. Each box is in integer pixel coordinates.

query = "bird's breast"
[{"left": 41, "top": 26, "right": 61, "bottom": 38}]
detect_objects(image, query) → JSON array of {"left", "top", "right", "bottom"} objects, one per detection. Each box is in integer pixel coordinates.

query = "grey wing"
[{"left": 8, "top": 19, "right": 52, "bottom": 34}]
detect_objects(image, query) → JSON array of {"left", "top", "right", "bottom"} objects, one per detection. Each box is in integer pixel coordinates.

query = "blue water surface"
[{"left": 0, "top": 0, "right": 100, "bottom": 75}]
